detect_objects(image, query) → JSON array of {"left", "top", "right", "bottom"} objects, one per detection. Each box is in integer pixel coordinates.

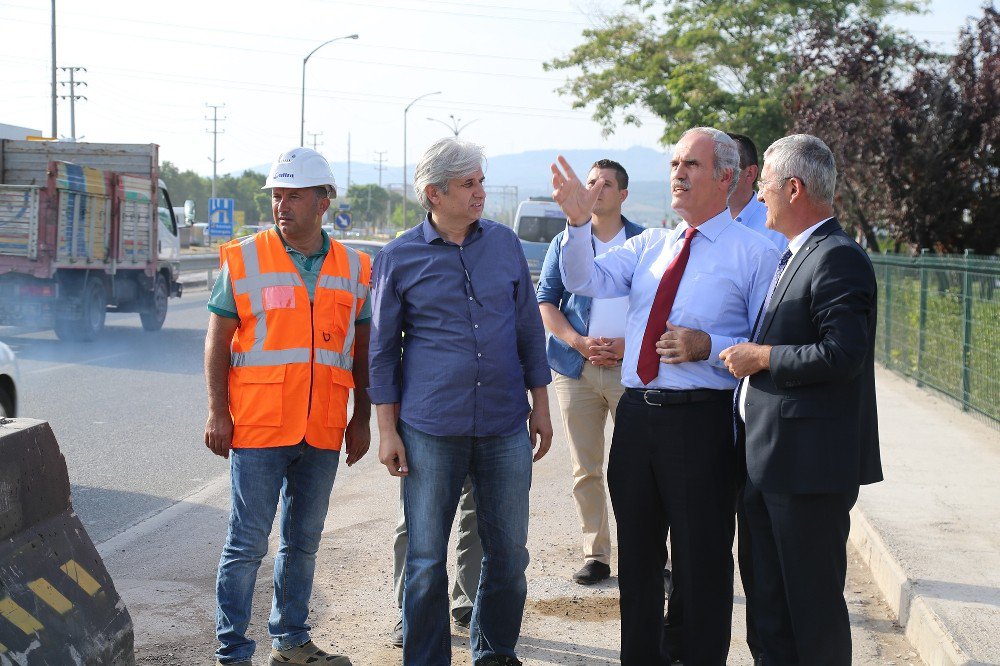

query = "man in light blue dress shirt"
[
  {"left": 551, "top": 127, "right": 779, "bottom": 665},
  {"left": 727, "top": 133, "right": 788, "bottom": 252}
]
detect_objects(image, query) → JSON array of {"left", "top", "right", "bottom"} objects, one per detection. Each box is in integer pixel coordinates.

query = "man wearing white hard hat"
[{"left": 204, "top": 147, "right": 372, "bottom": 666}]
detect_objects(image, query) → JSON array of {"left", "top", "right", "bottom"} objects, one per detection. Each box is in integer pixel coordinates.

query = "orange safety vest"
[{"left": 219, "top": 228, "right": 371, "bottom": 450}]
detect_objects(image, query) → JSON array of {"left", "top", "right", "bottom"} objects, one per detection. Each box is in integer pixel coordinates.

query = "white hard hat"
[{"left": 262, "top": 147, "right": 337, "bottom": 197}]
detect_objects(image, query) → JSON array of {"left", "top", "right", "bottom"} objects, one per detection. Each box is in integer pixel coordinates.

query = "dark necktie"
[
  {"left": 636, "top": 227, "right": 697, "bottom": 384},
  {"left": 752, "top": 248, "right": 793, "bottom": 342}
]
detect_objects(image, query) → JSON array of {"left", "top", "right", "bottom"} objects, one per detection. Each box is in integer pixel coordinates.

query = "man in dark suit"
[{"left": 719, "top": 134, "right": 883, "bottom": 665}]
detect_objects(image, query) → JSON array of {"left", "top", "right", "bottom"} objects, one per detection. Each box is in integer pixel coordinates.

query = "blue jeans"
[
  {"left": 400, "top": 420, "right": 532, "bottom": 665},
  {"left": 215, "top": 442, "right": 340, "bottom": 664}
]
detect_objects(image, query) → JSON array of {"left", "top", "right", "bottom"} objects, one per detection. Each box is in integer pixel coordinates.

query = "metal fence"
[{"left": 872, "top": 251, "right": 999, "bottom": 426}]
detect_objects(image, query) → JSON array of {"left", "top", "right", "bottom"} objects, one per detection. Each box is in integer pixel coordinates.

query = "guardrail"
[{"left": 872, "top": 251, "right": 999, "bottom": 426}]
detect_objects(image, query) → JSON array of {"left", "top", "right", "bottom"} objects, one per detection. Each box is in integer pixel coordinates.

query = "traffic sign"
[
  {"left": 208, "top": 197, "right": 235, "bottom": 238},
  {"left": 334, "top": 212, "right": 352, "bottom": 230}
]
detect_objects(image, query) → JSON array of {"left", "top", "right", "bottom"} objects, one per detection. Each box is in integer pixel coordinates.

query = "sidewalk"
[
  {"left": 100, "top": 380, "right": 932, "bottom": 664},
  {"left": 851, "top": 368, "right": 1000, "bottom": 665}
]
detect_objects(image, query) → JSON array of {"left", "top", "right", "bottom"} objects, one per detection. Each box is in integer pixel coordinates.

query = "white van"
[{"left": 513, "top": 198, "right": 566, "bottom": 279}]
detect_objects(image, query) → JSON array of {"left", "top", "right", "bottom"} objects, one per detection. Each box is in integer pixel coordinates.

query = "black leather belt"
[{"left": 625, "top": 387, "right": 733, "bottom": 407}]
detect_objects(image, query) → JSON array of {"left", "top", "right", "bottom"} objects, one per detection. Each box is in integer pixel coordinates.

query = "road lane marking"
[
  {"left": 27, "top": 579, "right": 73, "bottom": 614},
  {"left": 60, "top": 560, "right": 101, "bottom": 596},
  {"left": 24, "top": 351, "right": 130, "bottom": 376},
  {"left": 0, "top": 597, "right": 44, "bottom": 634}
]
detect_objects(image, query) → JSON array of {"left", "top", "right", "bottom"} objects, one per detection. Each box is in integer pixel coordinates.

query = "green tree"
[
  {"left": 160, "top": 161, "right": 209, "bottom": 215},
  {"left": 791, "top": 7, "right": 1000, "bottom": 254},
  {"left": 215, "top": 170, "right": 268, "bottom": 224},
  {"left": 545, "top": 0, "right": 924, "bottom": 149},
  {"left": 346, "top": 184, "right": 409, "bottom": 231},
  {"left": 161, "top": 163, "right": 270, "bottom": 227}
]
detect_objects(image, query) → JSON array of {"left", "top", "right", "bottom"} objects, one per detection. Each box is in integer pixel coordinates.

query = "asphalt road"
[{"left": 0, "top": 285, "right": 227, "bottom": 544}]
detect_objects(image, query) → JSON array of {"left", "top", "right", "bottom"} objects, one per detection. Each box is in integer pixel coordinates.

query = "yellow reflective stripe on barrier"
[
  {"left": 60, "top": 560, "right": 101, "bottom": 596},
  {"left": 0, "top": 596, "right": 44, "bottom": 634},
  {"left": 27, "top": 578, "right": 73, "bottom": 614}
]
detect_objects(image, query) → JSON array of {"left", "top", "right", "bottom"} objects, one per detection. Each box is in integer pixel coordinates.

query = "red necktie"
[{"left": 636, "top": 227, "right": 697, "bottom": 384}]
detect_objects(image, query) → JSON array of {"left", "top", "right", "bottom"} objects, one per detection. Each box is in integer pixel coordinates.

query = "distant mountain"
[{"left": 236, "top": 145, "right": 676, "bottom": 227}]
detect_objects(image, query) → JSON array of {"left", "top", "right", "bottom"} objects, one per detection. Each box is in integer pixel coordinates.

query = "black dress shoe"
[
  {"left": 453, "top": 608, "right": 472, "bottom": 629},
  {"left": 572, "top": 560, "right": 611, "bottom": 584},
  {"left": 475, "top": 656, "right": 522, "bottom": 666}
]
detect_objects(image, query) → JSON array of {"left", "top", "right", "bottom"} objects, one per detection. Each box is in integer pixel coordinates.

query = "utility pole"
[
  {"left": 58, "top": 66, "right": 86, "bottom": 141},
  {"left": 50, "top": 0, "right": 57, "bottom": 138},
  {"left": 307, "top": 131, "right": 323, "bottom": 151},
  {"left": 205, "top": 103, "right": 226, "bottom": 199},
  {"left": 373, "top": 150, "right": 388, "bottom": 189},
  {"left": 347, "top": 132, "right": 352, "bottom": 192}
]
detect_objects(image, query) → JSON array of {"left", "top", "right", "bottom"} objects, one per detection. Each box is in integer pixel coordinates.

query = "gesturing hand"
[{"left": 550, "top": 155, "right": 602, "bottom": 226}]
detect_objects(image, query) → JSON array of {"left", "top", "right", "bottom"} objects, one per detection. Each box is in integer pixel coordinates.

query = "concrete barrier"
[{"left": 0, "top": 418, "right": 134, "bottom": 666}]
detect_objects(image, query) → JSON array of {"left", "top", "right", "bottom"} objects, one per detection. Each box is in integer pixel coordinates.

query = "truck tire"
[
  {"left": 140, "top": 274, "right": 169, "bottom": 331},
  {"left": 54, "top": 280, "right": 106, "bottom": 342},
  {"left": 0, "top": 385, "right": 13, "bottom": 417}
]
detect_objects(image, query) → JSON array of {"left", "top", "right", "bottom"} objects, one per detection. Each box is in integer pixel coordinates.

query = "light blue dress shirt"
[
  {"left": 731, "top": 192, "right": 788, "bottom": 251},
  {"left": 560, "top": 209, "right": 780, "bottom": 390}
]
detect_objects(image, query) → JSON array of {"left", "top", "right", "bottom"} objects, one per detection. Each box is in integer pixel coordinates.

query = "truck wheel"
[
  {"left": 140, "top": 275, "right": 169, "bottom": 331},
  {"left": 0, "top": 386, "right": 13, "bottom": 418},
  {"left": 55, "top": 280, "right": 106, "bottom": 342}
]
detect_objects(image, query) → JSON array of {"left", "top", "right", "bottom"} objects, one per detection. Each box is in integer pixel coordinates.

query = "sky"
[{"left": 0, "top": 0, "right": 991, "bottom": 181}]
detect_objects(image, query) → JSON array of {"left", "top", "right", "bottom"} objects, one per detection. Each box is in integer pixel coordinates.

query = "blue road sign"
[
  {"left": 208, "top": 197, "right": 235, "bottom": 237},
  {"left": 334, "top": 212, "right": 352, "bottom": 230},
  {"left": 338, "top": 202, "right": 351, "bottom": 211}
]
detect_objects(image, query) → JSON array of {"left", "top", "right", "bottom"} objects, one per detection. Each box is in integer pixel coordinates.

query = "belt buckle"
[{"left": 643, "top": 390, "right": 661, "bottom": 407}]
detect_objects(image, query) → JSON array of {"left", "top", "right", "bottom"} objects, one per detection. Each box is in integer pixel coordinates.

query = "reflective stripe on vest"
[
  {"left": 229, "top": 236, "right": 364, "bottom": 371},
  {"left": 231, "top": 348, "right": 311, "bottom": 367}
]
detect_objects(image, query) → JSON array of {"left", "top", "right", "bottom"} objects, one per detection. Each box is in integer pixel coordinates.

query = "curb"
[{"left": 849, "top": 507, "right": 969, "bottom": 666}]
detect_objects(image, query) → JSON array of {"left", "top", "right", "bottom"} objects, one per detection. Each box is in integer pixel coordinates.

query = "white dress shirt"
[
  {"left": 737, "top": 217, "right": 833, "bottom": 420},
  {"left": 561, "top": 209, "right": 780, "bottom": 390}
]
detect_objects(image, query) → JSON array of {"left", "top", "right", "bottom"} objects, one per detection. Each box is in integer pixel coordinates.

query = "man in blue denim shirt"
[
  {"left": 368, "top": 137, "right": 552, "bottom": 666},
  {"left": 536, "top": 159, "right": 644, "bottom": 586}
]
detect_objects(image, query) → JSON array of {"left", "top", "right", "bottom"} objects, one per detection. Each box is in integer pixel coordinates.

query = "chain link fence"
[{"left": 872, "top": 252, "right": 999, "bottom": 427}]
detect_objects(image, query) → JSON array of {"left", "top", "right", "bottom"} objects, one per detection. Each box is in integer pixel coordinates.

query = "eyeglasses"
[{"left": 758, "top": 176, "right": 791, "bottom": 190}]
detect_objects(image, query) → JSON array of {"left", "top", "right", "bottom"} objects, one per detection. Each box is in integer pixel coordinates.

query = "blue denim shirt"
[
  {"left": 367, "top": 215, "right": 551, "bottom": 437},
  {"left": 535, "top": 217, "right": 645, "bottom": 379}
]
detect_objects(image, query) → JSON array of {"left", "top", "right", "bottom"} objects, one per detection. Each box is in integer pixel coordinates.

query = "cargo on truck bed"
[{"left": 0, "top": 140, "right": 181, "bottom": 341}]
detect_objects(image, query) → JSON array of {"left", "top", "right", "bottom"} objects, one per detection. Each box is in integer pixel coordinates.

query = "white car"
[{"left": 0, "top": 341, "right": 19, "bottom": 417}]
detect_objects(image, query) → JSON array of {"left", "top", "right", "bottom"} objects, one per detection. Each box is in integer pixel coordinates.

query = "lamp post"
[
  {"left": 300, "top": 33, "right": 358, "bottom": 146},
  {"left": 402, "top": 91, "right": 441, "bottom": 227},
  {"left": 427, "top": 114, "right": 477, "bottom": 137}
]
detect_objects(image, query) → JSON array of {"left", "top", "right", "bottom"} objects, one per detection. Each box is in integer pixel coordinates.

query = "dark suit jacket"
[{"left": 743, "top": 218, "right": 883, "bottom": 494}]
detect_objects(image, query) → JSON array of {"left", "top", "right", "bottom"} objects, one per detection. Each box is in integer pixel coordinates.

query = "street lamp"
[
  {"left": 427, "top": 114, "right": 478, "bottom": 137},
  {"left": 402, "top": 91, "right": 442, "bottom": 227},
  {"left": 300, "top": 33, "right": 358, "bottom": 146}
]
